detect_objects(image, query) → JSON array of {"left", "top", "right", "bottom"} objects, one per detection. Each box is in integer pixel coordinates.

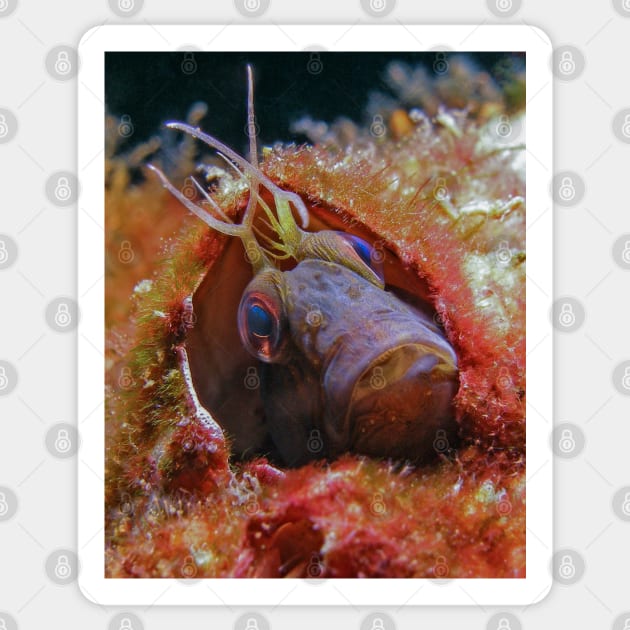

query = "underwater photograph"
[{"left": 104, "top": 51, "right": 526, "bottom": 579}]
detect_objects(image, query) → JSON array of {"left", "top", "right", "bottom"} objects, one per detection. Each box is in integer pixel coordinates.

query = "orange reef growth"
[{"left": 105, "top": 56, "right": 526, "bottom": 579}]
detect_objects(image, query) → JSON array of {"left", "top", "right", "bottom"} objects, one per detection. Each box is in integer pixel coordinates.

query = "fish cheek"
[
  {"left": 185, "top": 237, "right": 269, "bottom": 458},
  {"left": 260, "top": 353, "right": 323, "bottom": 468}
]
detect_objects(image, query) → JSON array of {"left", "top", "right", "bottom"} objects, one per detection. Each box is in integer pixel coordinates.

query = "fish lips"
[{"left": 321, "top": 315, "right": 459, "bottom": 460}]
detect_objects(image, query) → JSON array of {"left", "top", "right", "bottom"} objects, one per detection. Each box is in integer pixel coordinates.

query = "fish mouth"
[{"left": 321, "top": 323, "right": 459, "bottom": 459}]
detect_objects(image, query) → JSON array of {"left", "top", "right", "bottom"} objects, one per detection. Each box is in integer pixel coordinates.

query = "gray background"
[{"left": 0, "top": 0, "right": 629, "bottom": 629}]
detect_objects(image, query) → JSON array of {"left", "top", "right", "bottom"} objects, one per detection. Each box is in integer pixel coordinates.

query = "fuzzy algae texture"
[{"left": 105, "top": 58, "right": 526, "bottom": 578}]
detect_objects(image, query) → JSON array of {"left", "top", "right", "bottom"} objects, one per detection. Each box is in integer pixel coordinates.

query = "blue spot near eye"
[
  {"left": 347, "top": 235, "right": 373, "bottom": 267},
  {"left": 247, "top": 304, "right": 273, "bottom": 338}
]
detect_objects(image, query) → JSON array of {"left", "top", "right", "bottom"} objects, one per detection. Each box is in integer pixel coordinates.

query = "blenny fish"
[{"left": 148, "top": 66, "right": 459, "bottom": 467}]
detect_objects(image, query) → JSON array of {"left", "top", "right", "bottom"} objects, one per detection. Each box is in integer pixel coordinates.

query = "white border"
[{"left": 78, "top": 24, "right": 553, "bottom": 606}]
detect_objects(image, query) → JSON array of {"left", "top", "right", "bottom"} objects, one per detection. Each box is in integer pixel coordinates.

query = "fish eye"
[
  {"left": 238, "top": 289, "right": 286, "bottom": 363},
  {"left": 341, "top": 234, "right": 385, "bottom": 283},
  {"left": 247, "top": 303, "right": 274, "bottom": 338}
]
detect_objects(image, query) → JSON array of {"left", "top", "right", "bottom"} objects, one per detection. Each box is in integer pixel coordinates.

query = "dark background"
[{"left": 105, "top": 51, "right": 522, "bottom": 156}]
